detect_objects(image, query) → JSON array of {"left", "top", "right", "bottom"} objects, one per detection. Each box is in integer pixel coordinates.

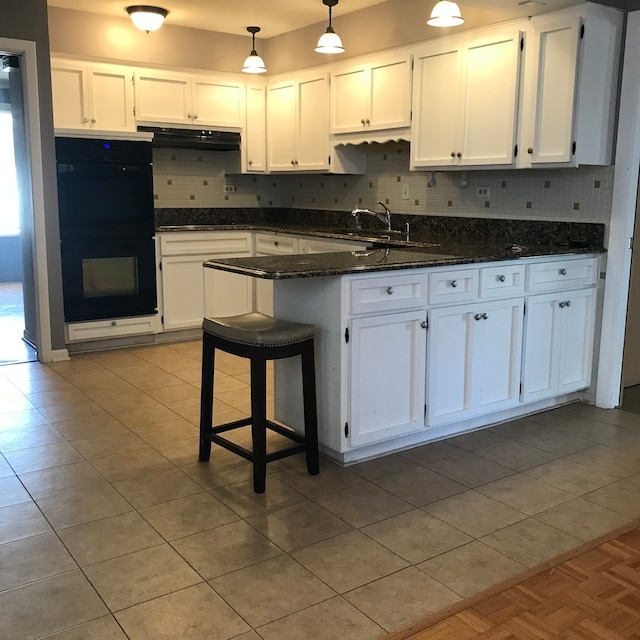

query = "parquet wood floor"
[{"left": 389, "top": 523, "right": 640, "bottom": 640}]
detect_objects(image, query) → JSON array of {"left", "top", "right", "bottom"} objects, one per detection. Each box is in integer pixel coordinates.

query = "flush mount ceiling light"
[
  {"left": 126, "top": 6, "right": 169, "bottom": 33},
  {"left": 427, "top": 1, "right": 464, "bottom": 27},
  {"left": 315, "top": 0, "right": 345, "bottom": 54},
  {"left": 242, "top": 26, "right": 267, "bottom": 74}
]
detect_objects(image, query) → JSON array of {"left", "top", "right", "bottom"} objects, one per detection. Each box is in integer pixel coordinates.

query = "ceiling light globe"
[
  {"left": 427, "top": 1, "right": 464, "bottom": 27},
  {"left": 315, "top": 28, "right": 345, "bottom": 54},
  {"left": 242, "top": 53, "right": 267, "bottom": 74},
  {"left": 127, "top": 6, "right": 168, "bottom": 32}
]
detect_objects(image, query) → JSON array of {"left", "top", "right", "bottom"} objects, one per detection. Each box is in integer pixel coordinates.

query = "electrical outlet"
[
  {"left": 223, "top": 185, "right": 234, "bottom": 193},
  {"left": 402, "top": 183, "right": 410, "bottom": 200},
  {"left": 476, "top": 186, "right": 491, "bottom": 198}
]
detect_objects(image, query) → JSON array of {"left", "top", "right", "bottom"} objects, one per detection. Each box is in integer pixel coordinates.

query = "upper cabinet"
[
  {"left": 243, "top": 83, "right": 267, "bottom": 173},
  {"left": 51, "top": 59, "right": 136, "bottom": 132},
  {"left": 519, "top": 4, "right": 622, "bottom": 168},
  {"left": 330, "top": 52, "right": 412, "bottom": 135},
  {"left": 134, "top": 68, "right": 245, "bottom": 128},
  {"left": 267, "top": 70, "right": 330, "bottom": 172},
  {"left": 411, "top": 25, "right": 523, "bottom": 170}
]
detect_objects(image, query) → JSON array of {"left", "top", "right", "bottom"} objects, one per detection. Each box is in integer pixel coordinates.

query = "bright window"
[{"left": 0, "top": 110, "right": 20, "bottom": 235}]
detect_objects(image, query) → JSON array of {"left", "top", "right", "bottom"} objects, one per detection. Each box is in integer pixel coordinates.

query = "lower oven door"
[{"left": 61, "top": 239, "right": 157, "bottom": 322}]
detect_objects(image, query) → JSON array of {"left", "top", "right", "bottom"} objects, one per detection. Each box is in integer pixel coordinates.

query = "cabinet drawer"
[
  {"left": 350, "top": 272, "right": 427, "bottom": 314},
  {"left": 480, "top": 264, "right": 525, "bottom": 299},
  {"left": 160, "top": 232, "right": 253, "bottom": 256},
  {"left": 255, "top": 234, "right": 299, "bottom": 255},
  {"left": 67, "top": 316, "right": 158, "bottom": 342},
  {"left": 428, "top": 268, "right": 479, "bottom": 305},
  {"left": 527, "top": 257, "right": 598, "bottom": 293}
]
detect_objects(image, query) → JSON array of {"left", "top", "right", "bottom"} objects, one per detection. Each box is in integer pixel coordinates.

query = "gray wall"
[{"left": 3, "top": 0, "right": 66, "bottom": 351}]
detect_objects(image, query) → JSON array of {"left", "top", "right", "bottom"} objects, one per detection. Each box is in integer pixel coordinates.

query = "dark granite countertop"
[{"left": 157, "top": 208, "right": 605, "bottom": 278}]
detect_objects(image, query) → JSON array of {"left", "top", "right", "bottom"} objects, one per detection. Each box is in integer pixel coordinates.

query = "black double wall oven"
[{"left": 56, "top": 137, "right": 157, "bottom": 323}]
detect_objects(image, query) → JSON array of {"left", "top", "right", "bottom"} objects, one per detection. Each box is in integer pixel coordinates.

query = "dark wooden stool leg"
[
  {"left": 250, "top": 355, "right": 268, "bottom": 493},
  {"left": 301, "top": 339, "right": 320, "bottom": 476},
  {"left": 199, "top": 332, "right": 215, "bottom": 462}
]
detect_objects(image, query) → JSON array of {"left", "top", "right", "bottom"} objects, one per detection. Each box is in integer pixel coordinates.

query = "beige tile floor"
[{"left": 1, "top": 340, "right": 640, "bottom": 640}]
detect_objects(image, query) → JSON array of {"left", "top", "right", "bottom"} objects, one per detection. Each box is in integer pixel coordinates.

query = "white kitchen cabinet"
[
  {"left": 349, "top": 309, "right": 427, "bottom": 446},
  {"left": 243, "top": 83, "right": 267, "bottom": 173},
  {"left": 267, "top": 70, "right": 330, "bottom": 172},
  {"left": 51, "top": 59, "right": 135, "bottom": 132},
  {"left": 330, "top": 52, "right": 412, "bottom": 135},
  {"left": 134, "top": 68, "right": 244, "bottom": 128},
  {"left": 159, "top": 232, "right": 253, "bottom": 330},
  {"left": 522, "top": 287, "right": 596, "bottom": 402},
  {"left": 519, "top": 4, "right": 622, "bottom": 167},
  {"left": 411, "top": 25, "right": 523, "bottom": 170},
  {"left": 427, "top": 297, "right": 524, "bottom": 427}
]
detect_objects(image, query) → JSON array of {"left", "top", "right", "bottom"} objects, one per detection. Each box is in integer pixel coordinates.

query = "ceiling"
[{"left": 44, "top": 0, "right": 626, "bottom": 38}]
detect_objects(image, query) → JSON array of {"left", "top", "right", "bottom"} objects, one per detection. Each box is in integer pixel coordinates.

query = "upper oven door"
[{"left": 56, "top": 159, "right": 154, "bottom": 241}]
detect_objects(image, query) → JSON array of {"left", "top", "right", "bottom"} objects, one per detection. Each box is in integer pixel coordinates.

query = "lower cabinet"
[
  {"left": 427, "top": 297, "right": 524, "bottom": 427},
  {"left": 521, "top": 287, "right": 596, "bottom": 402},
  {"left": 348, "top": 310, "right": 427, "bottom": 447}
]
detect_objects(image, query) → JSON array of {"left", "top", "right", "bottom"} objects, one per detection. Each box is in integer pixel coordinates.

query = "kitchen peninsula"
[{"left": 202, "top": 217, "right": 603, "bottom": 464}]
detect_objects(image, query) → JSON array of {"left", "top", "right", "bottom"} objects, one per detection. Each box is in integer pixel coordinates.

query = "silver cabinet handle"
[
  {"left": 559, "top": 301, "right": 566, "bottom": 308},
  {"left": 474, "top": 313, "right": 482, "bottom": 321},
  {"left": 450, "top": 280, "right": 458, "bottom": 288},
  {"left": 420, "top": 321, "right": 428, "bottom": 329},
  {"left": 386, "top": 286, "right": 394, "bottom": 295},
  {"left": 482, "top": 313, "right": 488, "bottom": 320},
  {"left": 559, "top": 268, "right": 567, "bottom": 275},
  {"left": 498, "top": 275, "right": 506, "bottom": 282}
]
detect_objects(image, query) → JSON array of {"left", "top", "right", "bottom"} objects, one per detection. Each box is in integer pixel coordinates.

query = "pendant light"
[
  {"left": 126, "top": 6, "right": 168, "bottom": 32},
  {"left": 315, "top": 0, "right": 345, "bottom": 55},
  {"left": 427, "top": 1, "right": 464, "bottom": 27},
  {"left": 242, "top": 26, "right": 267, "bottom": 74}
]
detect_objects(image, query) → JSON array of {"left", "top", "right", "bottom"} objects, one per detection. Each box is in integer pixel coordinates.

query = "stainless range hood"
[{"left": 138, "top": 126, "right": 241, "bottom": 151}]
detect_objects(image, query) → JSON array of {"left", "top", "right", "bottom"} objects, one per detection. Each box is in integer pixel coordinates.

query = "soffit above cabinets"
[{"left": 45, "top": 0, "right": 603, "bottom": 38}]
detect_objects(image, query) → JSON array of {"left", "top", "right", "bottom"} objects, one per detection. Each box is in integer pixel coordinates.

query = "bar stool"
[{"left": 199, "top": 312, "right": 320, "bottom": 493}]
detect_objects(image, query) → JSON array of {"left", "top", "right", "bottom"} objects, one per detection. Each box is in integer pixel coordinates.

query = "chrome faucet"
[{"left": 351, "top": 201, "right": 392, "bottom": 231}]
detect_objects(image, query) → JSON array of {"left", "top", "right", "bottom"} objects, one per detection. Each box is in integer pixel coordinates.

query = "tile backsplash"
[{"left": 153, "top": 142, "right": 614, "bottom": 226}]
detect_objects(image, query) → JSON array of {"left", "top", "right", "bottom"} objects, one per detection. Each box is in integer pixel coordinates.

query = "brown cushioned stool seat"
[{"left": 199, "top": 312, "right": 320, "bottom": 493}]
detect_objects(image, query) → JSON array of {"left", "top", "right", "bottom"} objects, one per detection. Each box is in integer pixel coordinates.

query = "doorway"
[{"left": 0, "top": 58, "right": 36, "bottom": 365}]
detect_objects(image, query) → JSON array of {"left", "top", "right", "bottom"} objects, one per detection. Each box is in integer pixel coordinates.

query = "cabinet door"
[
  {"left": 51, "top": 63, "right": 89, "bottom": 129},
  {"left": 244, "top": 84, "right": 267, "bottom": 172},
  {"left": 267, "top": 81, "right": 297, "bottom": 171},
  {"left": 460, "top": 28, "right": 522, "bottom": 166},
  {"left": 526, "top": 17, "right": 581, "bottom": 164},
  {"left": 411, "top": 43, "right": 462, "bottom": 168},
  {"left": 473, "top": 298, "right": 523, "bottom": 414},
  {"left": 330, "top": 65, "right": 369, "bottom": 134},
  {"left": 192, "top": 77, "right": 244, "bottom": 127},
  {"left": 557, "top": 287, "right": 596, "bottom": 394},
  {"left": 134, "top": 70, "right": 191, "bottom": 124},
  {"left": 427, "top": 304, "right": 474, "bottom": 426},
  {"left": 369, "top": 55, "right": 412, "bottom": 131},
  {"left": 297, "top": 74, "right": 330, "bottom": 171},
  {"left": 88, "top": 66, "right": 135, "bottom": 132},
  {"left": 161, "top": 255, "right": 206, "bottom": 330},
  {"left": 349, "top": 310, "right": 427, "bottom": 447},
  {"left": 204, "top": 268, "right": 253, "bottom": 318}
]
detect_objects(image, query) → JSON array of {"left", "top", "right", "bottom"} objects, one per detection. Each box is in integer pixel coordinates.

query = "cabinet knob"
[
  {"left": 559, "top": 301, "right": 566, "bottom": 308},
  {"left": 450, "top": 152, "right": 456, "bottom": 158},
  {"left": 421, "top": 321, "right": 428, "bottom": 329},
  {"left": 566, "top": 300, "right": 571, "bottom": 307},
  {"left": 274, "top": 240, "right": 279, "bottom": 247},
  {"left": 187, "top": 113, "right": 192, "bottom": 119},
  {"left": 386, "top": 286, "right": 394, "bottom": 295},
  {"left": 482, "top": 313, "right": 488, "bottom": 320},
  {"left": 559, "top": 268, "right": 567, "bottom": 275},
  {"left": 450, "top": 280, "right": 458, "bottom": 288},
  {"left": 365, "top": 119, "right": 370, "bottom": 125},
  {"left": 497, "top": 275, "right": 506, "bottom": 282},
  {"left": 361, "top": 119, "right": 366, "bottom": 125},
  {"left": 456, "top": 152, "right": 462, "bottom": 158},
  {"left": 291, "top": 160, "right": 295, "bottom": 165},
  {"left": 111, "top": 320, "right": 117, "bottom": 326},
  {"left": 527, "top": 147, "right": 533, "bottom": 154},
  {"left": 91, "top": 118, "right": 96, "bottom": 124},
  {"left": 83, "top": 118, "right": 89, "bottom": 123},
  {"left": 193, "top": 114, "right": 198, "bottom": 119},
  {"left": 248, "top": 160, "right": 253, "bottom": 166},
  {"left": 474, "top": 313, "right": 482, "bottom": 321}
]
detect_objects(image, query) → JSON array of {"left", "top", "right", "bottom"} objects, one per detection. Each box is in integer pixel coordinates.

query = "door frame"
[{"left": 0, "top": 36, "right": 68, "bottom": 363}]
